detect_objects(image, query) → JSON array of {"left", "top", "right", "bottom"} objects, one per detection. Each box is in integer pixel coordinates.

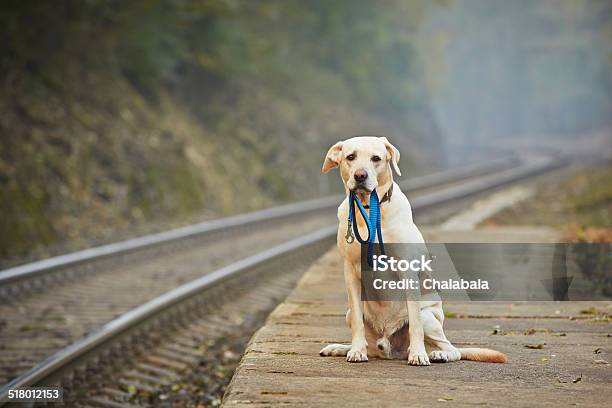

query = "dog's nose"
[{"left": 354, "top": 170, "right": 368, "bottom": 182}]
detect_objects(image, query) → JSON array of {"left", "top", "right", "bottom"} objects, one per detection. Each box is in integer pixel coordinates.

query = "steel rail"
[
  {"left": 410, "top": 155, "right": 566, "bottom": 210},
  {"left": 0, "top": 227, "right": 336, "bottom": 403},
  {"left": 0, "top": 156, "right": 518, "bottom": 288},
  {"left": 0, "top": 153, "right": 565, "bottom": 404}
]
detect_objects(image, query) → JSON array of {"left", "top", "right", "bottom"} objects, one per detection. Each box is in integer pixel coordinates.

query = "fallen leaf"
[
  {"left": 437, "top": 397, "right": 454, "bottom": 402},
  {"left": 594, "top": 347, "right": 602, "bottom": 354},
  {"left": 551, "top": 332, "right": 567, "bottom": 337},
  {"left": 525, "top": 343, "right": 545, "bottom": 349},
  {"left": 580, "top": 307, "right": 599, "bottom": 315},
  {"left": 573, "top": 374, "right": 582, "bottom": 383},
  {"left": 594, "top": 359, "right": 609, "bottom": 365},
  {"left": 524, "top": 328, "right": 536, "bottom": 335}
]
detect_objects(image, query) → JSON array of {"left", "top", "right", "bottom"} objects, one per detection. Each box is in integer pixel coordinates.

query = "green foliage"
[
  {"left": 2, "top": 0, "right": 609, "bottom": 265},
  {"left": 0, "top": 0, "right": 444, "bottom": 263}
]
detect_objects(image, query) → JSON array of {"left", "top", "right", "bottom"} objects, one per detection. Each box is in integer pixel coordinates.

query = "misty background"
[
  {"left": 421, "top": 0, "right": 611, "bottom": 160},
  {"left": 1, "top": 0, "right": 610, "bottom": 265}
]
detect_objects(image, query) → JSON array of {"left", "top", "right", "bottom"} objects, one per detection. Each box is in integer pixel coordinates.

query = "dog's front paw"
[
  {"left": 408, "top": 347, "right": 430, "bottom": 366},
  {"left": 346, "top": 347, "right": 368, "bottom": 363}
]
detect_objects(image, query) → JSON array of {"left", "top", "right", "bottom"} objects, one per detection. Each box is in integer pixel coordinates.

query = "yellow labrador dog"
[{"left": 319, "top": 136, "right": 507, "bottom": 365}]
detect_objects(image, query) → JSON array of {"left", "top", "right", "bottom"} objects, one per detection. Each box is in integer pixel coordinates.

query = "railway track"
[
  {"left": 0, "top": 155, "right": 519, "bottom": 295},
  {"left": 0, "top": 154, "right": 565, "bottom": 406}
]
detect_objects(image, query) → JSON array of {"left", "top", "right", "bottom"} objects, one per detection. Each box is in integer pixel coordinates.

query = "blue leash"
[{"left": 345, "top": 189, "right": 385, "bottom": 266}]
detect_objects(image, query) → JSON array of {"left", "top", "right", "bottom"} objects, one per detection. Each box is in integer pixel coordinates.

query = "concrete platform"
[{"left": 223, "top": 228, "right": 612, "bottom": 407}]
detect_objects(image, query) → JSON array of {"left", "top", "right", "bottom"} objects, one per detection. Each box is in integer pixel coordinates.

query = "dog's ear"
[
  {"left": 322, "top": 141, "right": 344, "bottom": 173},
  {"left": 381, "top": 137, "right": 401, "bottom": 176}
]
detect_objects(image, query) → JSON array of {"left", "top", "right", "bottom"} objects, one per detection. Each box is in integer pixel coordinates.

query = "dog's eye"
[
  {"left": 346, "top": 153, "right": 356, "bottom": 161},
  {"left": 371, "top": 155, "right": 381, "bottom": 162}
]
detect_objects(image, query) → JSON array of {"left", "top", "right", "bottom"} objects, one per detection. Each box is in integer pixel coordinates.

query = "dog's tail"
[{"left": 457, "top": 348, "right": 507, "bottom": 363}]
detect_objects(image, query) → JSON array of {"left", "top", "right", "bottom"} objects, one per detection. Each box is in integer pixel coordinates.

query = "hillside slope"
[{"left": 0, "top": 1, "right": 444, "bottom": 265}]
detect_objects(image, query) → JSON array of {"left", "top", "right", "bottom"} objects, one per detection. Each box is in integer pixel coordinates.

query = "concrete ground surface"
[{"left": 223, "top": 228, "right": 611, "bottom": 407}]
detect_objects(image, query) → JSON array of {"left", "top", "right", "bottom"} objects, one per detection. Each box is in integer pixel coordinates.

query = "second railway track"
[{"left": 0, "top": 154, "right": 565, "bottom": 406}]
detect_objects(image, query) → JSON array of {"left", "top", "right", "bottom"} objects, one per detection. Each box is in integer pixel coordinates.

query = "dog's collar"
[{"left": 361, "top": 183, "right": 393, "bottom": 209}]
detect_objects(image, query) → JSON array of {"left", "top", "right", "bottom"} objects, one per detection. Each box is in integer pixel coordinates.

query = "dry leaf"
[
  {"left": 525, "top": 343, "right": 545, "bottom": 349},
  {"left": 437, "top": 397, "right": 454, "bottom": 402}
]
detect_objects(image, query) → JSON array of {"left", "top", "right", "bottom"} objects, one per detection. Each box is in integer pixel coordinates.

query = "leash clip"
[{"left": 345, "top": 219, "right": 355, "bottom": 244}]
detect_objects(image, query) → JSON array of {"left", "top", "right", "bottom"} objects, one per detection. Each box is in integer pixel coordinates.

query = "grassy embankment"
[{"left": 482, "top": 165, "right": 612, "bottom": 241}]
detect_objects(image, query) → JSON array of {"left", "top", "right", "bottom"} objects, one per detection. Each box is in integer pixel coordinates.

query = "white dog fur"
[{"left": 319, "top": 136, "right": 507, "bottom": 365}]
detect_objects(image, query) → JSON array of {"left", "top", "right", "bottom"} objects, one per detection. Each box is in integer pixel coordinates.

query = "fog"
[{"left": 419, "top": 0, "right": 611, "bottom": 162}]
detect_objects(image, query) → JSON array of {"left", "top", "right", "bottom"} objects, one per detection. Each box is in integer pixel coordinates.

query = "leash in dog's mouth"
[{"left": 345, "top": 186, "right": 391, "bottom": 266}]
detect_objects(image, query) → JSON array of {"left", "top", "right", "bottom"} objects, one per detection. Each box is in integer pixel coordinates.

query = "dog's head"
[{"left": 322, "top": 136, "right": 401, "bottom": 193}]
